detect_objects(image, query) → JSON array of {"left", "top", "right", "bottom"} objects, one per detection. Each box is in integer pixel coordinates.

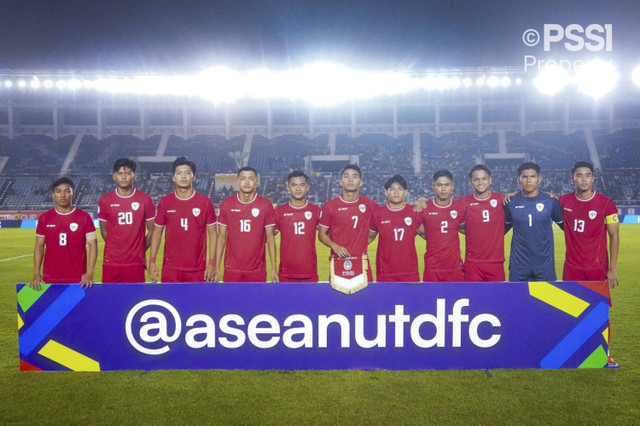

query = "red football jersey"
[
  {"left": 559, "top": 191, "right": 618, "bottom": 271},
  {"left": 460, "top": 192, "right": 505, "bottom": 262},
  {"left": 370, "top": 204, "right": 420, "bottom": 281},
  {"left": 35, "top": 207, "right": 96, "bottom": 283},
  {"left": 420, "top": 199, "right": 465, "bottom": 271},
  {"left": 154, "top": 191, "right": 217, "bottom": 271},
  {"left": 98, "top": 188, "right": 155, "bottom": 267},
  {"left": 218, "top": 193, "right": 276, "bottom": 272},
  {"left": 275, "top": 201, "right": 321, "bottom": 280},
  {"left": 319, "top": 195, "right": 377, "bottom": 258}
]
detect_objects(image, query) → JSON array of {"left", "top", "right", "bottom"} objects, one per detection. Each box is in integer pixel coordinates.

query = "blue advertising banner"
[{"left": 16, "top": 281, "right": 611, "bottom": 372}]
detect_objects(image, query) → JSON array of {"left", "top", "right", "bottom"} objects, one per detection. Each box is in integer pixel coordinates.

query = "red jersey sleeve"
[
  {"left": 35, "top": 213, "right": 46, "bottom": 237},
  {"left": 319, "top": 202, "right": 332, "bottom": 228},
  {"left": 205, "top": 198, "right": 217, "bottom": 226},
  {"left": 98, "top": 195, "right": 108, "bottom": 222},
  {"left": 155, "top": 198, "right": 167, "bottom": 227},
  {"left": 145, "top": 195, "right": 156, "bottom": 221},
  {"left": 264, "top": 202, "right": 275, "bottom": 228},
  {"left": 83, "top": 212, "right": 96, "bottom": 233}
]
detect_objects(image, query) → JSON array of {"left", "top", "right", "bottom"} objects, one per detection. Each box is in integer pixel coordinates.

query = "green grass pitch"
[{"left": 1, "top": 227, "right": 639, "bottom": 424}]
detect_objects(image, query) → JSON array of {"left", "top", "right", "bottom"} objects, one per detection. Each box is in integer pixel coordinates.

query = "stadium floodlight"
[
  {"left": 197, "top": 66, "right": 244, "bottom": 104},
  {"left": 515, "top": 78, "right": 522, "bottom": 85},
  {"left": 56, "top": 80, "right": 67, "bottom": 90},
  {"left": 500, "top": 77, "right": 511, "bottom": 88},
  {"left": 4, "top": 80, "right": 12, "bottom": 88},
  {"left": 575, "top": 59, "right": 618, "bottom": 99},
  {"left": 486, "top": 76, "right": 499, "bottom": 88},
  {"left": 476, "top": 76, "right": 485, "bottom": 87},
  {"left": 43, "top": 79, "right": 54, "bottom": 89},
  {"left": 533, "top": 66, "right": 570, "bottom": 96},
  {"left": 462, "top": 77, "right": 473, "bottom": 88},
  {"left": 631, "top": 65, "right": 640, "bottom": 88},
  {"left": 30, "top": 78, "right": 41, "bottom": 89},
  {"left": 17, "top": 80, "right": 26, "bottom": 88},
  {"left": 67, "top": 78, "right": 82, "bottom": 91}
]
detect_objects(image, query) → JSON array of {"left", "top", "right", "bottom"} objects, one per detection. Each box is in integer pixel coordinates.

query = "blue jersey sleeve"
[{"left": 551, "top": 198, "right": 564, "bottom": 230}]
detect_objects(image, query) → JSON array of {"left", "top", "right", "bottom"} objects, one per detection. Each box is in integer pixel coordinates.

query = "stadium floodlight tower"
[
  {"left": 533, "top": 66, "right": 570, "bottom": 96},
  {"left": 575, "top": 59, "right": 618, "bottom": 99}
]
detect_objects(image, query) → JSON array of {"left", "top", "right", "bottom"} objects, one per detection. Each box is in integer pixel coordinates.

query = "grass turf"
[{"left": 1, "top": 227, "right": 639, "bottom": 424}]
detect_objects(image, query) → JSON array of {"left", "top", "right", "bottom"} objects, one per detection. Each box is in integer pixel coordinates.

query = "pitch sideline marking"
[{"left": 0, "top": 254, "right": 31, "bottom": 262}]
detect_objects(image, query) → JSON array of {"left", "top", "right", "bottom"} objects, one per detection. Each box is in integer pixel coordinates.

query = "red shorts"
[
  {"left": 102, "top": 264, "right": 146, "bottom": 283},
  {"left": 161, "top": 268, "right": 205, "bottom": 283},
  {"left": 223, "top": 268, "right": 267, "bottom": 283},
  {"left": 563, "top": 263, "right": 606, "bottom": 281},
  {"left": 423, "top": 267, "right": 464, "bottom": 282},
  {"left": 463, "top": 260, "right": 505, "bottom": 282},
  {"left": 377, "top": 271, "right": 421, "bottom": 282},
  {"left": 279, "top": 274, "right": 319, "bottom": 282}
]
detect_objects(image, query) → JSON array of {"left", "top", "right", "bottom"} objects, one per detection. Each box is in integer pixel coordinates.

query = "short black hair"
[
  {"left": 51, "top": 177, "right": 74, "bottom": 192},
  {"left": 384, "top": 174, "right": 408, "bottom": 190},
  {"left": 113, "top": 158, "right": 137, "bottom": 173},
  {"left": 469, "top": 164, "right": 491, "bottom": 179},
  {"left": 572, "top": 161, "right": 594, "bottom": 174},
  {"left": 287, "top": 170, "right": 308, "bottom": 183},
  {"left": 173, "top": 157, "right": 196, "bottom": 174},
  {"left": 341, "top": 164, "right": 362, "bottom": 178},
  {"left": 433, "top": 169, "right": 453, "bottom": 182},
  {"left": 237, "top": 166, "right": 258, "bottom": 177},
  {"left": 517, "top": 162, "right": 540, "bottom": 176}
]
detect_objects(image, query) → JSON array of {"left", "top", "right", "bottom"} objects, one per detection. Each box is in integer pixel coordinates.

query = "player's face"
[
  {"left": 432, "top": 177, "right": 454, "bottom": 202},
  {"left": 518, "top": 169, "right": 541, "bottom": 194},
  {"left": 470, "top": 170, "right": 491, "bottom": 196},
  {"left": 173, "top": 165, "right": 195, "bottom": 189},
  {"left": 572, "top": 167, "right": 594, "bottom": 192},
  {"left": 339, "top": 169, "right": 362, "bottom": 192},
  {"left": 113, "top": 167, "right": 136, "bottom": 190},
  {"left": 237, "top": 171, "right": 258, "bottom": 194},
  {"left": 385, "top": 183, "right": 407, "bottom": 205},
  {"left": 287, "top": 177, "right": 309, "bottom": 201},
  {"left": 52, "top": 184, "right": 73, "bottom": 209}
]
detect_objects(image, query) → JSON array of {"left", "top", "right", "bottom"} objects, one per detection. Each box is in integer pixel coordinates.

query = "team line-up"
[{"left": 29, "top": 157, "right": 619, "bottom": 290}]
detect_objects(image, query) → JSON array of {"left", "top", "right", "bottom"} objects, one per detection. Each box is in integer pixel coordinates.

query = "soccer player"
[
  {"left": 419, "top": 169, "right": 465, "bottom": 282},
  {"left": 148, "top": 157, "right": 217, "bottom": 283},
  {"left": 215, "top": 166, "right": 278, "bottom": 282},
  {"left": 504, "top": 162, "right": 564, "bottom": 281},
  {"left": 368, "top": 174, "right": 422, "bottom": 282},
  {"left": 559, "top": 161, "right": 619, "bottom": 286},
  {"left": 98, "top": 158, "right": 155, "bottom": 283},
  {"left": 318, "top": 164, "right": 377, "bottom": 282},
  {"left": 30, "top": 177, "right": 98, "bottom": 290},
  {"left": 275, "top": 171, "right": 321, "bottom": 282},
  {"left": 460, "top": 164, "right": 506, "bottom": 281}
]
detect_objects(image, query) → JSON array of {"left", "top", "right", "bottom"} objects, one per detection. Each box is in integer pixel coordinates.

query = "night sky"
[{"left": 0, "top": 0, "right": 638, "bottom": 72}]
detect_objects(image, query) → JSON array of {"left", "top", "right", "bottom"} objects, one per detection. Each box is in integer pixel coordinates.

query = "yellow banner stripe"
[
  {"left": 38, "top": 340, "right": 100, "bottom": 372},
  {"left": 18, "top": 313, "right": 24, "bottom": 330},
  {"left": 528, "top": 281, "right": 589, "bottom": 318},
  {"left": 602, "top": 327, "right": 609, "bottom": 344}
]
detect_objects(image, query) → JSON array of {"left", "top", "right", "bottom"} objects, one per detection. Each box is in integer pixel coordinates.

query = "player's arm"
[
  {"left": 503, "top": 205, "right": 513, "bottom": 234},
  {"left": 459, "top": 223, "right": 466, "bottom": 235},
  {"left": 368, "top": 230, "right": 378, "bottom": 244},
  {"left": 551, "top": 199, "right": 564, "bottom": 231},
  {"left": 205, "top": 224, "right": 218, "bottom": 282},
  {"left": 81, "top": 232, "right": 98, "bottom": 288},
  {"left": 99, "top": 221, "right": 107, "bottom": 242},
  {"left": 145, "top": 219, "right": 155, "bottom": 250},
  {"left": 148, "top": 225, "right": 164, "bottom": 282},
  {"left": 30, "top": 236, "right": 46, "bottom": 291},
  {"left": 265, "top": 226, "right": 278, "bottom": 282},
  {"left": 214, "top": 225, "right": 228, "bottom": 282},
  {"left": 416, "top": 224, "right": 426, "bottom": 240},
  {"left": 412, "top": 197, "right": 427, "bottom": 212},
  {"left": 606, "top": 217, "right": 620, "bottom": 289},
  {"left": 318, "top": 226, "right": 350, "bottom": 258}
]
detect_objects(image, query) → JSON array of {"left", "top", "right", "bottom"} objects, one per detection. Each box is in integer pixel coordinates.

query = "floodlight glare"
[
  {"left": 476, "top": 77, "right": 485, "bottom": 87},
  {"left": 575, "top": 59, "right": 618, "bottom": 99},
  {"left": 30, "top": 79, "right": 41, "bottom": 89},
  {"left": 4, "top": 80, "right": 12, "bottom": 88},
  {"left": 486, "top": 76, "right": 499, "bottom": 88},
  {"left": 500, "top": 77, "right": 511, "bottom": 88},
  {"left": 631, "top": 65, "right": 640, "bottom": 88},
  {"left": 43, "top": 79, "right": 54, "bottom": 89},
  {"left": 533, "top": 66, "right": 570, "bottom": 96},
  {"left": 17, "top": 80, "right": 26, "bottom": 88},
  {"left": 67, "top": 78, "right": 82, "bottom": 91},
  {"left": 515, "top": 78, "right": 522, "bottom": 85},
  {"left": 56, "top": 80, "right": 67, "bottom": 89},
  {"left": 462, "top": 77, "right": 472, "bottom": 88}
]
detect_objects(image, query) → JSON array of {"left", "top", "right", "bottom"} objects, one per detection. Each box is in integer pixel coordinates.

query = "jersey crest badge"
[
  {"left": 536, "top": 203, "right": 544, "bottom": 212},
  {"left": 589, "top": 210, "right": 597, "bottom": 220},
  {"left": 344, "top": 259, "right": 353, "bottom": 271},
  {"left": 131, "top": 202, "right": 140, "bottom": 211},
  {"left": 192, "top": 208, "right": 201, "bottom": 217},
  {"left": 490, "top": 199, "right": 498, "bottom": 208},
  {"left": 404, "top": 217, "right": 412, "bottom": 226},
  {"left": 304, "top": 211, "right": 313, "bottom": 220},
  {"left": 251, "top": 208, "right": 260, "bottom": 217},
  {"left": 450, "top": 210, "right": 458, "bottom": 219},
  {"left": 359, "top": 204, "right": 366, "bottom": 213},
  {"left": 70, "top": 223, "right": 78, "bottom": 232}
]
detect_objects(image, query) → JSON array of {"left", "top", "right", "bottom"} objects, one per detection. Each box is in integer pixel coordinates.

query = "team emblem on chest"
[
  {"left": 536, "top": 203, "right": 544, "bottom": 212},
  {"left": 490, "top": 199, "right": 498, "bottom": 208},
  {"left": 131, "top": 202, "right": 140, "bottom": 211},
  {"left": 251, "top": 208, "right": 260, "bottom": 217},
  {"left": 404, "top": 217, "right": 412, "bottom": 226},
  {"left": 304, "top": 211, "right": 313, "bottom": 220},
  {"left": 344, "top": 259, "right": 352, "bottom": 271},
  {"left": 192, "top": 208, "right": 201, "bottom": 217},
  {"left": 589, "top": 210, "right": 597, "bottom": 220},
  {"left": 70, "top": 223, "right": 78, "bottom": 232},
  {"left": 359, "top": 204, "right": 366, "bottom": 213},
  {"left": 450, "top": 210, "right": 458, "bottom": 219}
]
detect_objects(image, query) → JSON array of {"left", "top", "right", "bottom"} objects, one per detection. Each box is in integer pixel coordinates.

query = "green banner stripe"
[
  {"left": 17, "top": 284, "right": 51, "bottom": 312},
  {"left": 578, "top": 345, "right": 608, "bottom": 369}
]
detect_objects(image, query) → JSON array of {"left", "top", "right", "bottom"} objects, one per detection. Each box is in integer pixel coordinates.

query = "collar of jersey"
[
  {"left": 473, "top": 192, "right": 492, "bottom": 201},
  {"left": 115, "top": 188, "right": 137, "bottom": 199},
  {"left": 173, "top": 190, "right": 196, "bottom": 201},
  {"left": 236, "top": 193, "right": 258, "bottom": 204},
  {"left": 431, "top": 199, "right": 452, "bottom": 209},
  {"left": 288, "top": 201, "right": 308, "bottom": 209},
  {"left": 338, "top": 195, "right": 360, "bottom": 204},
  {"left": 574, "top": 190, "right": 597, "bottom": 202},
  {"left": 385, "top": 203, "right": 406, "bottom": 212},
  {"left": 55, "top": 206, "right": 76, "bottom": 216}
]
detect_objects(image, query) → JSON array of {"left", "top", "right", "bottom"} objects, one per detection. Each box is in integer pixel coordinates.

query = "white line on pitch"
[{"left": 0, "top": 254, "right": 31, "bottom": 262}]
